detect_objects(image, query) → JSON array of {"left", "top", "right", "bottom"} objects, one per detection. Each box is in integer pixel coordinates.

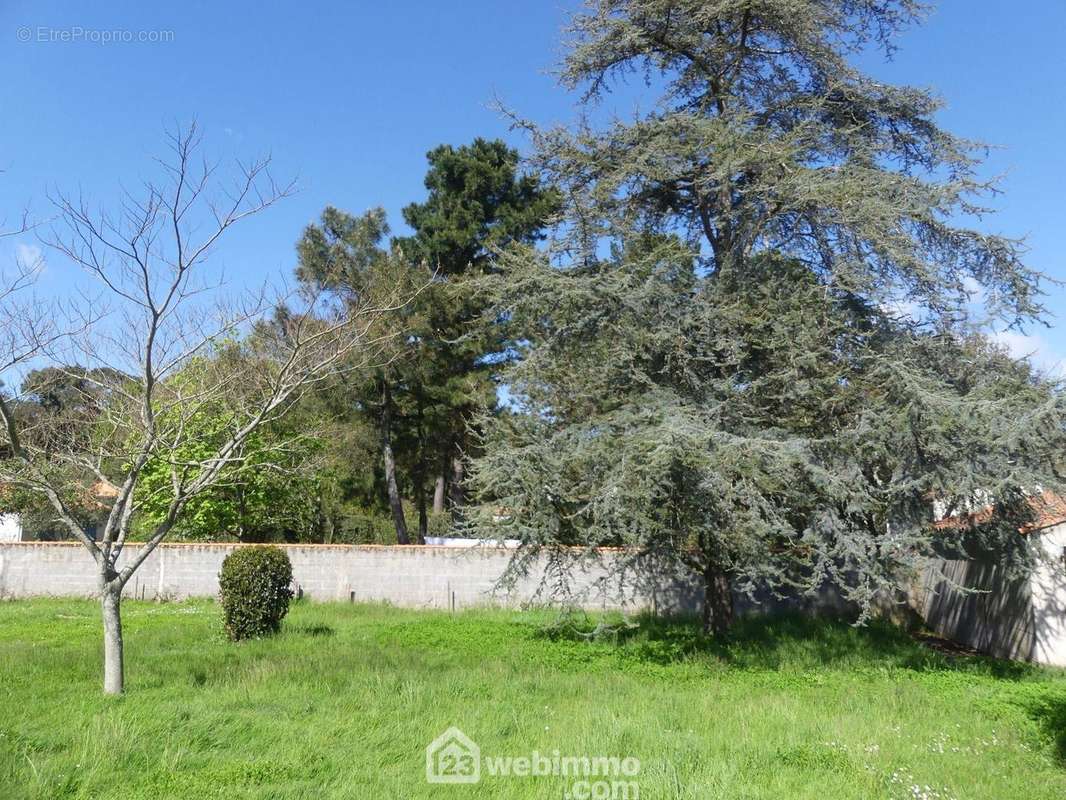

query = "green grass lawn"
[{"left": 1, "top": 599, "right": 1064, "bottom": 799}]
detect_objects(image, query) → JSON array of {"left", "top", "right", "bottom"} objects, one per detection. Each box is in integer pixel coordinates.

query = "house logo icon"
[{"left": 426, "top": 726, "right": 480, "bottom": 784}]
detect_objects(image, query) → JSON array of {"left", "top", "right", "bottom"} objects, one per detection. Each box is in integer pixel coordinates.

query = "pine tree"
[
  {"left": 395, "top": 140, "right": 557, "bottom": 525},
  {"left": 295, "top": 141, "right": 555, "bottom": 541},
  {"left": 470, "top": 0, "right": 1066, "bottom": 633},
  {"left": 295, "top": 207, "right": 422, "bottom": 543}
]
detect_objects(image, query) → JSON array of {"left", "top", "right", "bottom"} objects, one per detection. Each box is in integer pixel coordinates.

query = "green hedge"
[
  {"left": 330, "top": 510, "right": 453, "bottom": 544},
  {"left": 218, "top": 546, "right": 294, "bottom": 641}
]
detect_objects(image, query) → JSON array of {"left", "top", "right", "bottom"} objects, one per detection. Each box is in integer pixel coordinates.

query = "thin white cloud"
[
  {"left": 991, "top": 329, "right": 1064, "bottom": 378},
  {"left": 962, "top": 275, "right": 986, "bottom": 303},
  {"left": 14, "top": 242, "right": 44, "bottom": 271},
  {"left": 880, "top": 297, "right": 923, "bottom": 322}
]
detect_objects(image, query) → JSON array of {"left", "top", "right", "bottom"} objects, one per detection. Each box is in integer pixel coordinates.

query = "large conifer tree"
[
  {"left": 470, "top": 0, "right": 1066, "bottom": 633},
  {"left": 295, "top": 141, "right": 555, "bottom": 541},
  {"left": 395, "top": 140, "right": 557, "bottom": 523}
]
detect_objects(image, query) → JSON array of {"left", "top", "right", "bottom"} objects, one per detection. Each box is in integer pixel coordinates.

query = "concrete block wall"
[
  {"left": 4, "top": 541, "right": 1064, "bottom": 665},
  {"left": 0, "top": 542, "right": 868, "bottom": 624},
  {"left": 0, "top": 542, "right": 701, "bottom": 612}
]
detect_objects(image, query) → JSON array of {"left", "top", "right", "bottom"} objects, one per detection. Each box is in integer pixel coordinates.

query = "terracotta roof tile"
[{"left": 934, "top": 491, "right": 1066, "bottom": 534}]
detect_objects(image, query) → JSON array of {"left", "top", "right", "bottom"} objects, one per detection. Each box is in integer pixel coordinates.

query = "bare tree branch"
[{"left": 0, "top": 125, "right": 420, "bottom": 694}]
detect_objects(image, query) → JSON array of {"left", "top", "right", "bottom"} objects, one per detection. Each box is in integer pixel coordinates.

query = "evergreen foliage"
[
  {"left": 295, "top": 141, "right": 555, "bottom": 541},
  {"left": 219, "top": 546, "right": 295, "bottom": 641},
  {"left": 469, "top": 0, "right": 1066, "bottom": 633}
]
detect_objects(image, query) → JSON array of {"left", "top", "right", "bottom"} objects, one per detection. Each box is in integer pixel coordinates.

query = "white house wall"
[
  {"left": 0, "top": 514, "right": 21, "bottom": 543},
  {"left": 1030, "top": 523, "right": 1066, "bottom": 668}
]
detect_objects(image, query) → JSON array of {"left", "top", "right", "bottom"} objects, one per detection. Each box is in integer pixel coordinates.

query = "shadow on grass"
[
  {"left": 538, "top": 611, "right": 1040, "bottom": 680},
  {"left": 288, "top": 623, "right": 335, "bottom": 638},
  {"left": 1030, "top": 695, "right": 1066, "bottom": 764}
]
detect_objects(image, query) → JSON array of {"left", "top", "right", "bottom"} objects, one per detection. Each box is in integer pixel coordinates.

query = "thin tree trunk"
[
  {"left": 381, "top": 380, "right": 409, "bottom": 545},
  {"left": 416, "top": 480, "right": 428, "bottom": 544},
  {"left": 413, "top": 388, "right": 428, "bottom": 545},
  {"left": 701, "top": 564, "right": 734, "bottom": 637},
  {"left": 320, "top": 496, "right": 334, "bottom": 544},
  {"left": 449, "top": 453, "right": 465, "bottom": 525},
  {"left": 432, "top": 472, "right": 446, "bottom": 514},
  {"left": 236, "top": 485, "right": 247, "bottom": 542},
  {"left": 101, "top": 584, "right": 125, "bottom": 695}
]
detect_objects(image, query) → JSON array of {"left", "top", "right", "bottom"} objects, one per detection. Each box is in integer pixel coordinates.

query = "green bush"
[
  {"left": 330, "top": 511, "right": 399, "bottom": 544},
  {"left": 218, "top": 546, "right": 294, "bottom": 641},
  {"left": 329, "top": 508, "right": 453, "bottom": 544}
]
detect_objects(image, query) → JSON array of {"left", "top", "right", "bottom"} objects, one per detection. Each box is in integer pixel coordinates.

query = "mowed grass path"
[{"left": 1, "top": 599, "right": 1065, "bottom": 799}]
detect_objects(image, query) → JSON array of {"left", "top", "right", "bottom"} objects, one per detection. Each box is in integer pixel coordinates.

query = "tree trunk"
[
  {"left": 412, "top": 388, "right": 428, "bottom": 545},
  {"left": 416, "top": 480, "right": 428, "bottom": 544},
  {"left": 236, "top": 485, "right": 248, "bottom": 542},
  {"left": 449, "top": 453, "right": 465, "bottom": 525},
  {"left": 380, "top": 380, "right": 409, "bottom": 545},
  {"left": 432, "top": 472, "right": 446, "bottom": 514},
  {"left": 101, "top": 584, "right": 125, "bottom": 695},
  {"left": 701, "top": 564, "right": 734, "bottom": 637}
]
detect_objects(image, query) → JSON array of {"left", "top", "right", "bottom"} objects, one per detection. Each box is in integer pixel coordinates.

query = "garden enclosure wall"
[
  {"left": 0, "top": 541, "right": 849, "bottom": 617},
  {"left": 4, "top": 540, "right": 1064, "bottom": 666}
]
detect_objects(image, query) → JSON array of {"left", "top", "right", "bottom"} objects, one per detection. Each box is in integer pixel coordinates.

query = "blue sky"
[{"left": 2, "top": 1, "right": 1064, "bottom": 374}]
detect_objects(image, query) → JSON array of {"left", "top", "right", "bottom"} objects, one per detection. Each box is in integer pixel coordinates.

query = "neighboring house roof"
[
  {"left": 90, "top": 480, "right": 120, "bottom": 500},
  {"left": 934, "top": 491, "right": 1066, "bottom": 534}
]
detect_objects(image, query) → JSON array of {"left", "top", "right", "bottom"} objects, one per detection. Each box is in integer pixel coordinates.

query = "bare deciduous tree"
[{"left": 0, "top": 126, "right": 412, "bottom": 694}]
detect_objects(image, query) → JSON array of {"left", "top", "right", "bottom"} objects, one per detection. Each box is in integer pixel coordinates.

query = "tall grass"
[{"left": 0, "top": 599, "right": 1063, "bottom": 799}]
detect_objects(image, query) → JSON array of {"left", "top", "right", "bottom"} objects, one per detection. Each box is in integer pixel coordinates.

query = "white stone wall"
[
  {"left": 0, "top": 542, "right": 860, "bottom": 620},
  {"left": 0, "top": 542, "right": 702, "bottom": 613}
]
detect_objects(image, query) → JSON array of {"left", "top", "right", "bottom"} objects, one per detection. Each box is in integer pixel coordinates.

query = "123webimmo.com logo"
[
  {"left": 426, "top": 726, "right": 640, "bottom": 798},
  {"left": 426, "top": 727, "right": 481, "bottom": 784}
]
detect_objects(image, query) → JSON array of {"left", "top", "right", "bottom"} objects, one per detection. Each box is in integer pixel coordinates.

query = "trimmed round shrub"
[{"left": 219, "top": 546, "right": 294, "bottom": 641}]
